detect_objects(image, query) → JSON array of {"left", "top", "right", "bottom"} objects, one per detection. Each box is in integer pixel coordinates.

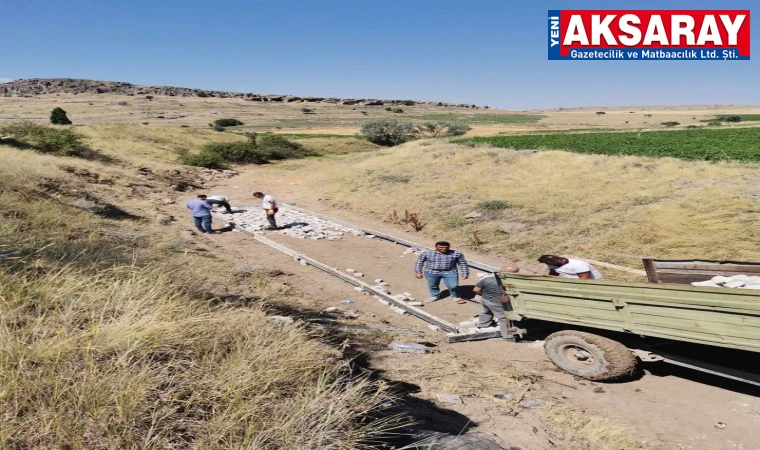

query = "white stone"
[
  {"left": 323, "top": 307, "right": 338, "bottom": 313},
  {"left": 402, "top": 292, "right": 413, "bottom": 297},
  {"left": 374, "top": 279, "right": 384, "bottom": 283},
  {"left": 353, "top": 272, "right": 364, "bottom": 278},
  {"left": 691, "top": 280, "right": 721, "bottom": 288},
  {"left": 346, "top": 269, "right": 356, "bottom": 273},
  {"left": 408, "top": 302, "right": 423, "bottom": 306},
  {"left": 391, "top": 307, "right": 407, "bottom": 315},
  {"left": 376, "top": 298, "right": 391, "bottom": 306},
  {"left": 742, "top": 284, "right": 760, "bottom": 290},
  {"left": 459, "top": 320, "right": 478, "bottom": 328},
  {"left": 725, "top": 280, "right": 746, "bottom": 288},
  {"left": 427, "top": 324, "right": 441, "bottom": 331},
  {"left": 354, "top": 287, "right": 364, "bottom": 292}
]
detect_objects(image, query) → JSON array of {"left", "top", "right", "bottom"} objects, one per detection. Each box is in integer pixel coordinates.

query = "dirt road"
[{"left": 174, "top": 169, "right": 760, "bottom": 450}]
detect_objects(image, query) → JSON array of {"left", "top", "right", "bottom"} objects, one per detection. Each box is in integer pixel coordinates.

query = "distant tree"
[
  {"left": 401, "top": 100, "right": 416, "bottom": 106},
  {"left": 145, "top": 95, "right": 154, "bottom": 101},
  {"left": 361, "top": 119, "right": 417, "bottom": 146},
  {"left": 50, "top": 107, "right": 72, "bottom": 125},
  {"left": 212, "top": 118, "right": 244, "bottom": 127},
  {"left": 196, "top": 91, "right": 209, "bottom": 98},
  {"left": 724, "top": 115, "right": 743, "bottom": 123},
  {"left": 596, "top": 111, "right": 606, "bottom": 115},
  {"left": 661, "top": 121, "right": 680, "bottom": 127},
  {"left": 392, "top": 107, "right": 404, "bottom": 114}
]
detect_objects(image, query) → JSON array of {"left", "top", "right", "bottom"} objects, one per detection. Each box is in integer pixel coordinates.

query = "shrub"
[
  {"left": 0, "top": 121, "right": 85, "bottom": 156},
  {"left": 661, "top": 121, "right": 680, "bottom": 127},
  {"left": 707, "top": 121, "right": 722, "bottom": 126},
  {"left": 384, "top": 107, "right": 392, "bottom": 111},
  {"left": 202, "top": 141, "right": 268, "bottom": 164},
  {"left": 180, "top": 151, "right": 229, "bottom": 169},
  {"left": 392, "top": 108, "right": 404, "bottom": 114},
  {"left": 117, "top": 101, "right": 128, "bottom": 106},
  {"left": 595, "top": 111, "right": 606, "bottom": 115},
  {"left": 299, "top": 107, "right": 315, "bottom": 114},
  {"left": 145, "top": 95, "right": 154, "bottom": 101},
  {"left": 477, "top": 199, "right": 510, "bottom": 211},
  {"left": 401, "top": 100, "right": 416, "bottom": 106},
  {"left": 213, "top": 118, "right": 244, "bottom": 127},
  {"left": 417, "top": 121, "right": 472, "bottom": 138},
  {"left": 361, "top": 119, "right": 418, "bottom": 146},
  {"left": 724, "top": 115, "right": 743, "bottom": 123},
  {"left": 196, "top": 91, "right": 209, "bottom": 98},
  {"left": 50, "top": 107, "right": 72, "bottom": 125},
  {"left": 257, "top": 134, "right": 313, "bottom": 160},
  {"left": 211, "top": 124, "right": 225, "bottom": 132},
  {"left": 379, "top": 174, "right": 412, "bottom": 183}
]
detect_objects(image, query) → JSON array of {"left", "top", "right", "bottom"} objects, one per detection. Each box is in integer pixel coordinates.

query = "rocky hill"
[{"left": 0, "top": 78, "right": 485, "bottom": 108}]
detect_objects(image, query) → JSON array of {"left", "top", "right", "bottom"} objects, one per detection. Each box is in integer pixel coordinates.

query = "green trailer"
[{"left": 498, "top": 273, "right": 760, "bottom": 386}]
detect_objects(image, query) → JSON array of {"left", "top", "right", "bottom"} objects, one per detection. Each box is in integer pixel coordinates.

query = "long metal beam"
[
  {"left": 281, "top": 204, "right": 501, "bottom": 273},
  {"left": 235, "top": 229, "right": 461, "bottom": 333}
]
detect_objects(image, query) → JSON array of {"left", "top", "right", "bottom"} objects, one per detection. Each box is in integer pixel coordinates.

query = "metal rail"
[{"left": 281, "top": 204, "right": 501, "bottom": 273}]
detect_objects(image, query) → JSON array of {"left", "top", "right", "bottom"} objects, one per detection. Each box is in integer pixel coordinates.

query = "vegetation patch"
[
  {"left": 406, "top": 113, "right": 546, "bottom": 124},
  {"left": 0, "top": 121, "right": 88, "bottom": 157},
  {"left": 701, "top": 114, "right": 760, "bottom": 123},
  {"left": 457, "top": 127, "right": 760, "bottom": 162},
  {"left": 212, "top": 118, "right": 244, "bottom": 127},
  {"left": 477, "top": 199, "right": 511, "bottom": 211},
  {"left": 181, "top": 134, "right": 314, "bottom": 168}
]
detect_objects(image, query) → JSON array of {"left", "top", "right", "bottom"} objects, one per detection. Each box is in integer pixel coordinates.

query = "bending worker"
[
  {"left": 253, "top": 191, "right": 278, "bottom": 230},
  {"left": 473, "top": 265, "right": 520, "bottom": 340},
  {"left": 538, "top": 255, "right": 604, "bottom": 279}
]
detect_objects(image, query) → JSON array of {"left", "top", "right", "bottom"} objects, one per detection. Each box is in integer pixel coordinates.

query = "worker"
[
  {"left": 205, "top": 195, "right": 233, "bottom": 214},
  {"left": 253, "top": 191, "right": 278, "bottom": 230},
  {"left": 538, "top": 255, "right": 604, "bottom": 279},
  {"left": 185, "top": 194, "right": 213, "bottom": 234},
  {"left": 474, "top": 266, "right": 519, "bottom": 340},
  {"left": 414, "top": 241, "right": 470, "bottom": 304}
]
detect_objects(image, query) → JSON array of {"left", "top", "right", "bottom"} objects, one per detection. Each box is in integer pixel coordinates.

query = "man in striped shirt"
[{"left": 414, "top": 241, "right": 470, "bottom": 304}]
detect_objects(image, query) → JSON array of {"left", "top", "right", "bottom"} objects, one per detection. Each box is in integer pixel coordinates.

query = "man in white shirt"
[
  {"left": 205, "top": 195, "right": 232, "bottom": 214},
  {"left": 538, "top": 255, "right": 604, "bottom": 280},
  {"left": 253, "top": 191, "right": 278, "bottom": 230}
]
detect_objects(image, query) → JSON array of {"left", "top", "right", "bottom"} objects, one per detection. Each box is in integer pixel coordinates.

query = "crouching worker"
[
  {"left": 205, "top": 195, "right": 233, "bottom": 214},
  {"left": 474, "top": 266, "right": 520, "bottom": 340}
]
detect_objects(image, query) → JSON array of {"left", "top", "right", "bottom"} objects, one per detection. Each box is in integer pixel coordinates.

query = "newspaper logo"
[{"left": 548, "top": 10, "right": 750, "bottom": 60}]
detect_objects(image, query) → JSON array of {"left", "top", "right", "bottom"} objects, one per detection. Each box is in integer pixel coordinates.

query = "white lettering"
[
  {"left": 720, "top": 14, "right": 745, "bottom": 46},
  {"left": 697, "top": 16, "right": 722, "bottom": 45},
  {"left": 564, "top": 15, "right": 589, "bottom": 45},
  {"left": 643, "top": 15, "right": 668, "bottom": 45},
  {"left": 618, "top": 14, "right": 641, "bottom": 46},
  {"left": 671, "top": 15, "right": 695, "bottom": 45},
  {"left": 591, "top": 15, "right": 617, "bottom": 45}
]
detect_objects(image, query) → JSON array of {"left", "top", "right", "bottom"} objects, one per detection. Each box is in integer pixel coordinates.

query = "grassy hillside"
[
  {"left": 265, "top": 140, "right": 760, "bottom": 278},
  {"left": 0, "top": 127, "right": 399, "bottom": 448},
  {"left": 459, "top": 127, "right": 760, "bottom": 162}
]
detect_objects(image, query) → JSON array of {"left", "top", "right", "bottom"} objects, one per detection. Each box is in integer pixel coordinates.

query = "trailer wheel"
[{"left": 544, "top": 331, "right": 637, "bottom": 381}]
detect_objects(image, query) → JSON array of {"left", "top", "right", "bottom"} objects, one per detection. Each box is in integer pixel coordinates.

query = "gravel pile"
[
  {"left": 691, "top": 274, "right": 760, "bottom": 290},
  {"left": 218, "top": 206, "right": 367, "bottom": 240}
]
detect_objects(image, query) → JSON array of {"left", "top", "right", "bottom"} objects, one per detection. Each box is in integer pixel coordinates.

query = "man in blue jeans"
[
  {"left": 414, "top": 241, "right": 470, "bottom": 304},
  {"left": 186, "top": 194, "right": 213, "bottom": 233}
]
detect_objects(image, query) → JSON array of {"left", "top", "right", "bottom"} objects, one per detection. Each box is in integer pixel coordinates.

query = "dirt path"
[{"left": 171, "top": 170, "right": 760, "bottom": 450}]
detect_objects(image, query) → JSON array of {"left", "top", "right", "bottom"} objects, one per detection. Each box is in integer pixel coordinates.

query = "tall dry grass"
[
  {"left": 0, "top": 143, "right": 402, "bottom": 449},
  {"left": 280, "top": 140, "right": 760, "bottom": 277}
]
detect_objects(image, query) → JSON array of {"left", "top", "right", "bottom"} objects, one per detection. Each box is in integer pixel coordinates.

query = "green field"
[
  {"left": 701, "top": 114, "right": 760, "bottom": 123},
  {"left": 404, "top": 113, "right": 546, "bottom": 124},
  {"left": 457, "top": 127, "right": 760, "bottom": 162}
]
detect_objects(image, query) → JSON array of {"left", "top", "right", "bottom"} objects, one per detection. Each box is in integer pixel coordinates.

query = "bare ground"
[{"left": 168, "top": 171, "right": 760, "bottom": 450}]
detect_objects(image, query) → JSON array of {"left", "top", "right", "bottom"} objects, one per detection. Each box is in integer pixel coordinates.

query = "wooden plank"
[
  {"left": 562, "top": 255, "right": 647, "bottom": 276},
  {"left": 643, "top": 258, "right": 660, "bottom": 283}
]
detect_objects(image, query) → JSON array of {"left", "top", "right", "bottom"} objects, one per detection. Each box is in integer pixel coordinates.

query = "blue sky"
[{"left": 1, "top": 0, "right": 757, "bottom": 109}]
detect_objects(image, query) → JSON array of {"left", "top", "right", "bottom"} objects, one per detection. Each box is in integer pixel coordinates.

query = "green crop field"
[
  {"left": 457, "top": 127, "right": 760, "bottom": 162},
  {"left": 700, "top": 114, "right": 760, "bottom": 123}
]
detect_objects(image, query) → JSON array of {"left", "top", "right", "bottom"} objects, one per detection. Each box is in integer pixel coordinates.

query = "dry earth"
[
  {"left": 166, "top": 171, "right": 760, "bottom": 450},
  {"left": 2, "top": 93, "right": 760, "bottom": 136}
]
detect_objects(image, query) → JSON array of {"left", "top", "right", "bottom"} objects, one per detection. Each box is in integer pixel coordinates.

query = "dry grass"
[
  {"left": 0, "top": 143, "right": 404, "bottom": 449},
  {"left": 260, "top": 140, "right": 760, "bottom": 277},
  {"left": 541, "top": 406, "right": 651, "bottom": 450}
]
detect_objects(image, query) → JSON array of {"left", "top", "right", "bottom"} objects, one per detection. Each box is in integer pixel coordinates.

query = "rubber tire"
[{"left": 544, "top": 330, "right": 637, "bottom": 381}]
